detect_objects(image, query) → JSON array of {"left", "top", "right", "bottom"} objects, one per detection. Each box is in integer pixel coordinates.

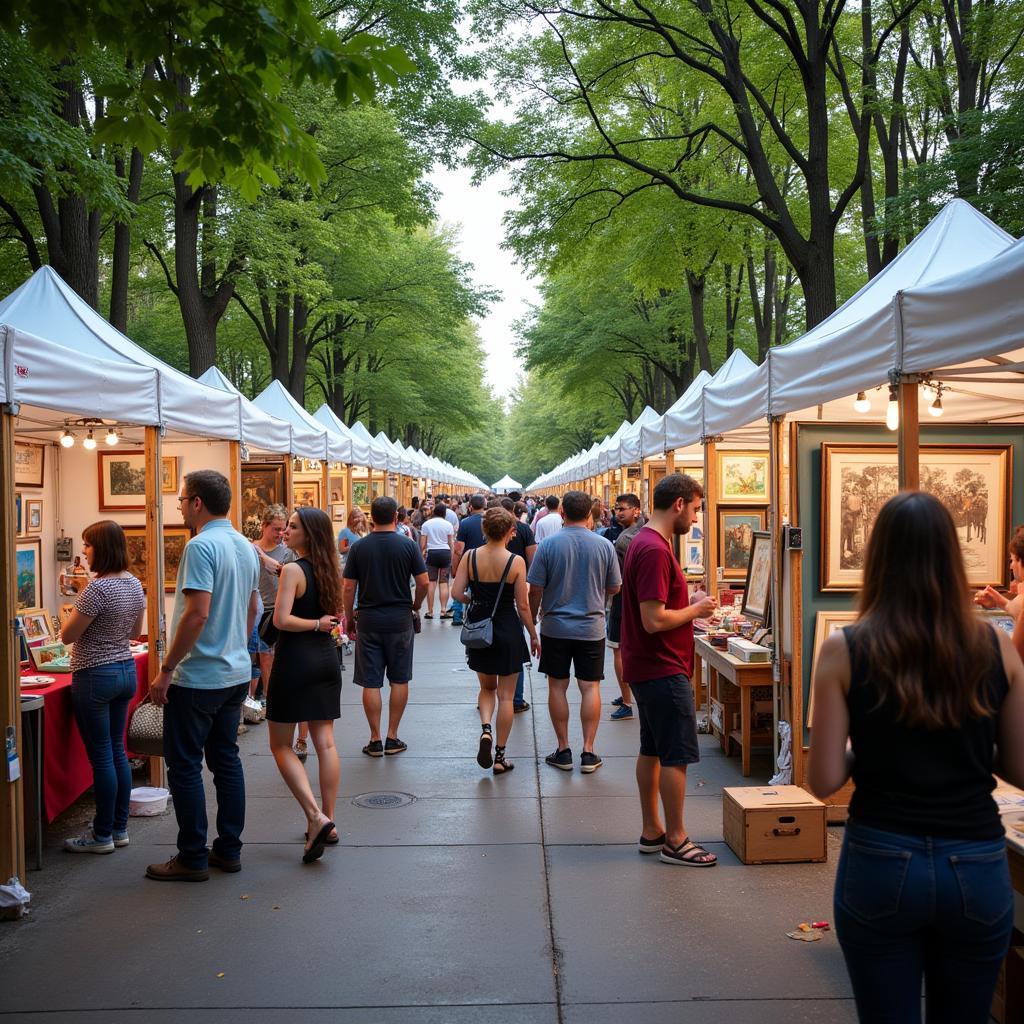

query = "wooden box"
[{"left": 723, "top": 785, "right": 827, "bottom": 864}]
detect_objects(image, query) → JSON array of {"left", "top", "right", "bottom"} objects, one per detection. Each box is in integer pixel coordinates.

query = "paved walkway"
[{"left": 0, "top": 622, "right": 856, "bottom": 1022}]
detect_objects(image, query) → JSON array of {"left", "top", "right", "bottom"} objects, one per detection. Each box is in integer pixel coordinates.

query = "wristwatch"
[{"left": 160, "top": 663, "right": 174, "bottom": 674}]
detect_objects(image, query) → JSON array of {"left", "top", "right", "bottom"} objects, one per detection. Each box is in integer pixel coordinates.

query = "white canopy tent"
[
  {"left": 311, "top": 404, "right": 376, "bottom": 468},
  {"left": 196, "top": 366, "right": 295, "bottom": 456},
  {"left": 0, "top": 266, "right": 245, "bottom": 439},
  {"left": 595, "top": 420, "right": 634, "bottom": 475},
  {"left": 640, "top": 371, "right": 712, "bottom": 458},
  {"left": 250, "top": 381, "right": 353, "bottom": 462},
  {"left": 348, "top": 420, "right": 391, "bottom": 471},
  {"left": 702, "top": 200, "right": 1014, "bottom": 436},
  {"left": 492, "top": 474, "right": 522, "bottom": 492},
  {"left": 612, "top": 405, "right": 661, "bottom": 467}
]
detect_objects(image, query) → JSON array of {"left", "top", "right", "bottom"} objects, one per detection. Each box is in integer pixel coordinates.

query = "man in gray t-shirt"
[{"left": 528, "top": 490, "right": 621, "bottom": 774}]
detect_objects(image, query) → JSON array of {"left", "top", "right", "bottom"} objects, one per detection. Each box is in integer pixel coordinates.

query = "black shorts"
[
  {"left": 353, "top": 628, "right": 414, "bottom": 688},
  {"left": 632, "top": 674, "right": 700, "bottom": 767},
  {"left": 425, "top": 549, "right": 451, "bottom": 582},
  {"left": 539, "top": 634, "right": 605, "bottom": 681},
  {"left": 606, "top": 594, "right": 622, "bottom": 648}
]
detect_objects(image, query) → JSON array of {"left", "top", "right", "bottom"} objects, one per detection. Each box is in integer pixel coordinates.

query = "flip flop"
[
  {"left": 302, "top": 820, "right": 336, "bottom": 864},
  {"left": 305, "top": 828, "right": 339, "bottom": 845}
]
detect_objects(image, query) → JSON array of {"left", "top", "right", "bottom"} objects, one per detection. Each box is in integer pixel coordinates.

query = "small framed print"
[
  {"left": 808, "top": 610, "right": 859, "bottom": 726},
  {"left": 15, "top": 492, "right": 23, "bottom": 535},
  {"left": 161, "top": 456, "right": 179, "bottom": 494},
  {"left": 18, "top": 608, "right": 53, "bottom": 644},
  {"left": 15, "top": 442, "right": 45, "bottom": 488},
  {"left": 98, "top": 450, "right": 147, "bottom": 511},
  {"left": 123, "top": 525, "right": 192, "bottom": 591},
  {"left": 26, "top": 498, "right": 42, "bottom": 534},
  {"left": 718, "top": 507, "right": 768, "bottom": 580},
  {"left": 16, "top": 538, "right": 42, "bottom": 611},
  {"left": 293, "top": 480, "right": 321, "bottom": 509},
  {"left": 740, "top": 531, "right": 772, "bottom": 624},
  {"left": 58, "top": 603, "right": 77, "bottom": 629},
  {"left": 717, "top": 451, "right": 768, "bottom": 503}
]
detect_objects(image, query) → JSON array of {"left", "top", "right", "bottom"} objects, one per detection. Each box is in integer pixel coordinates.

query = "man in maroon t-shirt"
[{"left": 621, "top": 472, "right": 717, "bottom": 867}]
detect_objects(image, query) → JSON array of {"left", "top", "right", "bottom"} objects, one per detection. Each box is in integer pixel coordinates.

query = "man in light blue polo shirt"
[{"left": 147, "top": 470, "right": 259, "bottom": 882}]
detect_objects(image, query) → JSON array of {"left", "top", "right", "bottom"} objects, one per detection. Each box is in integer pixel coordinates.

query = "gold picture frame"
[
  {"left": 718, "top": 451, "right": 768, "bottom": 503},
  {"left": 717, "top": 506, "right": 768, "bottom": 580},
  {"left": 293, "top": 480, "right": 321, "bottom": 509},
  {"left": 821, "top": 443, "right": 1011, "bottom": 591},
  {"left": 808, "top": 610, "right": 859, "bottom": 726},
  {"left": 19, "top": 608, "right": 53, "bottom": 644},
  {"left": 123, "top": 525, "right": 191, "bottom": 592},
  {"left": 739, "top": 531, "right": 772, "bottom": 623},
  {"left": 161, "top": 456, "right": 179, "bottom": 494}
]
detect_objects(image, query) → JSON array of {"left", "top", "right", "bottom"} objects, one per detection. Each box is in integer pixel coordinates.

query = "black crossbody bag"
[{"left": 460, "top": 551, "right": 515, "bottom": 650}]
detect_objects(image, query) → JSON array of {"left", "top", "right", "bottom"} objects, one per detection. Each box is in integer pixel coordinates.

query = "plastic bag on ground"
[
  {"left": 769, "top": 720, "right": 793, "bottom": 785},
  {"left": 0, "top": 877, "right": 31, "bottom": 919}
]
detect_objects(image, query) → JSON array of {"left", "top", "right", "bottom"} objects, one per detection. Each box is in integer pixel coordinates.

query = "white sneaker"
[
  {"left": 64, "top": 831, "right": 115, "bottom": 854},
  {"left": 113, "top": 830, "right": 130, "bottom": 848}
]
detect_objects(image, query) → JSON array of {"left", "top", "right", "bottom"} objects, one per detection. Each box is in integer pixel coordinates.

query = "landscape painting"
[
  {"left": 718, "top": 452, "right": 768, "bottom": 503},
  {"left": 123, "top": 526, "right": 192, "bottom": 591},
  {"left": 16, "top": 539, "right": 41, "bottom": 611},
  {"left": 98, "top": 450, "right": 147, "bottom": 510},
  {"left": 718, "top": 508, "right": 767, "bottom": 580},
  {"left": 821, "top": 444, "right": 1010, "bottom": 591}
]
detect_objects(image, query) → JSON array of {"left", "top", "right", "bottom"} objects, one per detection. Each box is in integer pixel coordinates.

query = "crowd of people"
[{"left": 54, "top": 467, "right": 1024, "bottom": 1021}]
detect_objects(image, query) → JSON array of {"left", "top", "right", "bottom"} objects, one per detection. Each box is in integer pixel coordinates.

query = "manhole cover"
[{"left": 352, "top": 791, "right": 415, "bottom": 809}]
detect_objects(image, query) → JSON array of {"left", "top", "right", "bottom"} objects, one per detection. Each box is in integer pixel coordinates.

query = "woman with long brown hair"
[
  {"left": 808, "top": 491, "right": 1024, "bottom": 1022},
  {"left": 266, "top": 507, "right": 343, "bottom": 863},
  {"left": 60, "top": 520, "right": 146, "bottom": 853}
]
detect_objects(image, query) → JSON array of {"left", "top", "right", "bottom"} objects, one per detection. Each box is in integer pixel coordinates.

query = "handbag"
[
  {"left": 127, "top": 695, "right": 164, "bottom": 757},
  {"left": 460, "top": 551, "right": 515, "bottom": 651},
  {"left": 257, "top": 608, "right": 279, "bottom": 646}
]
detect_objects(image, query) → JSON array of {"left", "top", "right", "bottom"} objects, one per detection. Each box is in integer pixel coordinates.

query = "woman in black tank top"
[{"left": 808, "top": 491, "right": 1024, "bottom": 1023}]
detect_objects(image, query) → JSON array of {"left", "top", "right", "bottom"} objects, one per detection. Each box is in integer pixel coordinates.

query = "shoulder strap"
[
  {"left": 471, "top": 548, "right": 479, "bottom": 583},
  {"left": 488, "top": 554, "right": 516, "bottom": 618}
]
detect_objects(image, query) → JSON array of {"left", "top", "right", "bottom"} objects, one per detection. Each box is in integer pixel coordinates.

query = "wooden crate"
[{"left": 723, "top": 785, "right": 827, "bottom": 864}]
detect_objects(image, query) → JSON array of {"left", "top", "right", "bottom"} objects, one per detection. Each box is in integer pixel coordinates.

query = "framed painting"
[
  {"left": 161, "top": 456, "right": 179, "bottom": 494},
  {"left": 240, "top": 462, "right": 286, "bottom": 537},
  {"left": 684, "top": 510, "right": 704, "bottom": 574},
  {"left": 15, "top": 491, "right": 23, "bottom": 535},
  {"left": 26, "top": 498, "right": 42, "bottom": 533},
  {"left": 718, "top": 451, "right": 768, "bottom": 503},
  {"left": 98, "top": 450, "right": 147, "bottom": 510},
  {"left": 18, "top": 609, "right": 53, "bottom": 644},
  {"left": 123, "top": 526, "right": 191, "bottom": 591},
  {"left": 16, "top": 538, "right": 42, "bottom": 611},
  {"left": 807, "top": 610, "right": 859, "bottom": 726},
  {"left": 15, "top": 442, "right": 45, "bottom": 487},
  {"left": 717, "top": 507, "right": 767, "bottom": 580},
  {"left": 677, "top": 464, "right": 705, "bottom": 487},
  {"left": 821, "top": 443, "right": 1011, "bottom": 591},
  {"left": 740, "top": 531, "right": 772, "bottom": 623},
  {"left": 352, "top": 481, "right": 370, "bottom": 508},
  {"left": 293, "top": 480, "right": 321, "bottom": 509},
  {"left": 58, "top": 603, "right": 77, "bottom": 629}
]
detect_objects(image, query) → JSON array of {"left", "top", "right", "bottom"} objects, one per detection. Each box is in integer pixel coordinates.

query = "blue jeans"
[
  {"left": 514, "top": 668, "right": 525, "bottom": 706},
  {"left": 164, "top": 683, "right": 248, "bottom": 868},
  {"left": 450, "top": 598, "right": 464, "bottom": 625},
  {"left": 835, "top": 820, "right": 1013, "bottom": 1023},
  {"left": 71, "top": 660, "right": 137, "bottom": 840}
]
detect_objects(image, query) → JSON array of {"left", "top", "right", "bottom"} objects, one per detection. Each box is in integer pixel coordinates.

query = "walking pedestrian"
[
  {"left": 147, "top": 470, "right": 260, "bottom": 881},
  {"left": 533, "top": 495, "right": 562, "bottom": 541},
  {"left": 344, "top": 496, "right": 428, "bottom": 756},
  {"left": 452, "top": 506, "right": 540, "bottom": 774},
  {"left": 808, "top": 491, "right": 1024, "bottom": 1022},
  {"left": 451, "top": 493, "right": 487, "bottom": 625},
  {"left": 606, "top": 493, "right": 644, "bottom": 720},
  {"left": 60, "top": 520, "right": 145, "bottom": 854},
  {"left": 501, "top": 496, "right": 536, "bottom": 713},
  {"left": 621, "top": 473, "right": 717, "bottom": 866},
  {"left": 266, "top": 507, "right": 343, "bottom": 864},
  {"left": 420, "top": 501, "right": 455, "bottom": 619},
  {"left": 528, "top": 490, "right": 621, "bottom": 773},
  {"left": 337, "top": 507, "right": 368, "bottom": 565}
]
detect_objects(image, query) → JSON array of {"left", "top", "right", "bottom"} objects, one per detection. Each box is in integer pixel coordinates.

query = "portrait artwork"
[
  {"left": 718, "top": 507, "right": 767, "bottom": 580},
  {"left": 240, "top": 462, "right": 286, "bottom": 538},
  {"left": 740, "top": 531, "right": 772, "bottom": 623}
]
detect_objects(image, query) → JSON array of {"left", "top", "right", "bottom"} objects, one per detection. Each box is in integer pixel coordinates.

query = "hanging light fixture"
[
  {"left": 928, "top": 383, "right": 944, "bottom": 418},
  {"left": 60, "top": 428, "right": 75, "bottom": 448},
  {"left": 853, "top": 391, "right": 871, "bottom": 414},
  {"left": 885, "top": 385, "right": 900, "bottom": 431},
  {"left": 104, "top": 426, "right": 119, "bottom": 445},
  {"left": 83, "top": 428, "right": 97, "bottom": 450}
]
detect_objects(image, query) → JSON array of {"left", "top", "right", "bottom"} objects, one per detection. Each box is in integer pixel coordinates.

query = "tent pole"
[
  {"left": 768, "top": 417, "right": 785, "bottom": 766},
  {"left": 144, "top": 426, "right": 166, "bottom": 787},
  {"left": 286, "top": 456, "right": 295, "bottom": 513},
  {"left": 703, "top": 440, "right": 719, "bottom": 597},
  {"left": 664, "top": 449, "right": 675, "bottom": 476},
  {"left": 898, "top": 381, "right": 920, "bottom": 490},
  {"left": 0, "top": 406, "right": 25, "bottom": 887},
  {"left": 321, "top": 459, "right": 330, "bottom": 513},
  {"left": 787, "top": 420, "right": 806, "bottom": 786},
  {"left": 227, "top": 441, "right": 241, "bottom": 531},
  {"left": 344, "top": 465, "right": 353, "bottom": 520}
]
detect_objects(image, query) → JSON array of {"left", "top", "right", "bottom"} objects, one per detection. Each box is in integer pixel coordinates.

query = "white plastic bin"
[{"left": 129, "top": 786, "right": 169, "bottom": 816}]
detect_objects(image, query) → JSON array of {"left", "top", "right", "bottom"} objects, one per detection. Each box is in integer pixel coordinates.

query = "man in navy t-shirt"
[
  {"left": 621, "top": 473, "right": 717, "bottom": 867},
  {"left": 450, "top": 493, "right": 486, "bottom": 624}
]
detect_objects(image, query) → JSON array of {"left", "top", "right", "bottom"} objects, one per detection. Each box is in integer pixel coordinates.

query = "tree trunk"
[
  {"left": 685, "top": 271, "right": 713, "bottom": 373},
  {"left": 289, "top": 295, "right": 309, "bottom": 402},
  {"left": 109, "top": 144, "right": 145, "bottom": 331}
]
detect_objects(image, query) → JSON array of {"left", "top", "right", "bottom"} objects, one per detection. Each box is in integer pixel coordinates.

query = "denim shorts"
[
  {"left": 632, "top": 674, "right": 700, "bottom": 766},
  {"left": 247, "top": 623, "right": 272, "bottom": 655}
]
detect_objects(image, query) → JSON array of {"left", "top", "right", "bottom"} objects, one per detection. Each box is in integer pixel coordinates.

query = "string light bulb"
[
  {"left": 60, "top": 428, "right": 75, "bottom": 448},
  {"left": 104, "top": 426, "right": 119, "bottom": 445},
  {"left": 853, "top": 391, "right": 871, "bottom": 414},
  {"left": 83, "top": 428, "right": 97, "bottom": 450},
  {"left": 885, "top": 385, "right": 900, "bottom": 431},
  {"left": 928, "top": 384, "right": 944, "bottom": 418}
]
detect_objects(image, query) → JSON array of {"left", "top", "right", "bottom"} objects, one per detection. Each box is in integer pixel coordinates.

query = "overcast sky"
[{"left": 428, "top": 161, "right": 538, "bottom": 402}]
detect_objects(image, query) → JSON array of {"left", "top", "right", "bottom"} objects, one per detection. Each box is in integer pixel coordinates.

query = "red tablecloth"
[{"left": 20, "top": 651, "right": 149, "bottom": 823}]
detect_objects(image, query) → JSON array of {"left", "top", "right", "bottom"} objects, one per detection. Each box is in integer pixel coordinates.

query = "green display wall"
[{"left": 794, "top": 421, "right": 1024, "bottom": 745}]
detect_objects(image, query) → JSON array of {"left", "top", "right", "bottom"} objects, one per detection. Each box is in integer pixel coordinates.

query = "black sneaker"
[
  {"left": 477, "top": 725, "right": 493, "bottom": 769},
  {"left": 362, "top": 740, "right": 384, "bottom": 758},
  {"left": 611, "top": 696, "right": 625, "bottom": 707},
  {"left": 545, "top": 747, "right": 573, "bottom": 771},
  {"left": 638, "top": 833, "right": 666, "bottom": 855},
  {"left": 384, "top": 737, "right": 407, "bottom": 756},
  {"left": 513, "top": 701, "right": 530, "bottom": 714},
  {"left": 580, "top": 751, "right": 603, "bottom": 774}
]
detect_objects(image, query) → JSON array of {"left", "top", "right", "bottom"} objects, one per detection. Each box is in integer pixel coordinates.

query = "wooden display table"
[{"left": 695, "top": 636, "right": 773, "bottom": 777}]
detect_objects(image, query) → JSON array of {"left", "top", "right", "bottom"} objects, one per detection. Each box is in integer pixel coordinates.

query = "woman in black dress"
[
  {"left": 452, "top": 507, "right": 540, "bottom": 774},
  {"left": 267, "top": 507, "right": 343, "bottom": 863}
]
